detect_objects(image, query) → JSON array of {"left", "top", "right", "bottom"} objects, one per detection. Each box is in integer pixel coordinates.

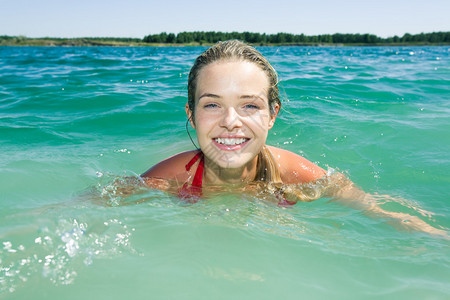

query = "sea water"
[{"left": 0, "top": 46, "right": 449, "bottom": 299}]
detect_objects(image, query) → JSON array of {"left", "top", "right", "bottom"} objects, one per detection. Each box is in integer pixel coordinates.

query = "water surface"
[{"left": 1, "top": 46, "right": 449, "bottom": 299}]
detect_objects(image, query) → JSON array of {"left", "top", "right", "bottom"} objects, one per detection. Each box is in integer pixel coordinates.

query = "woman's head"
[
  {"left": 187, "top": 40, "right": 280, "bottom": 121},
  {"left": 185, "top": 40, "right": 281, "bottom": 170}
]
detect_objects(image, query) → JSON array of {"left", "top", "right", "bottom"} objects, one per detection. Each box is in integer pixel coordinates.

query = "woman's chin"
[{"left": 210, "top": 154, "right": 254, "bottom": 170}]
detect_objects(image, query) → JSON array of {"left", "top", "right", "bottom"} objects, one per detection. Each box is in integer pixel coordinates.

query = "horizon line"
[{"left": 3, "top": 30, "right": 449, "bottom": 40}]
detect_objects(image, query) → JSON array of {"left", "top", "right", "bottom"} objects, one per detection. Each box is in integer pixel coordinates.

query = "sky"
[{"left": 1, "top": 0, "right": 449, "bottom": 38}]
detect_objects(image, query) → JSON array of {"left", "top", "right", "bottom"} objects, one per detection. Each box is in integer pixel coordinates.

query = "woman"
[
  {"left": 142, "top": 40, "right": 325, "bottom": 200},
  {"left": 141, "top": 40, "right": 446, "bottom": 236}
]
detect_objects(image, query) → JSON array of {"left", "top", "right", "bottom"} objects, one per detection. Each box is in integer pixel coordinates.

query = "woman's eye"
[
  {"left": 244, "top": 104, "right": 260, "bottom": 110},
  {"left": 204, "top": 103, "right": 219, "bottom": 109}
]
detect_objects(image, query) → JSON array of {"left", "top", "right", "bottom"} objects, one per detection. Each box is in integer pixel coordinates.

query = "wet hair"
[{"left": 187, "top": 40, "right": 280, "bottom": 121}]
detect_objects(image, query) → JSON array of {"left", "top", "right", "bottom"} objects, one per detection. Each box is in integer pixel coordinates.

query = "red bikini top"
[{"left": 177, "top": 150, "right": 294, "bottom": 206}]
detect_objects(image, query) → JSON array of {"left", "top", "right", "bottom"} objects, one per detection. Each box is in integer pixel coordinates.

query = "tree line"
[
  {"left": 143, "top": 31, "right": 450, "bottom": 45},
  {"left": 2, "top": 31, "right": 449, "bottom": 46},
  {"left": 0, "top": 36, "right": 142, "bottom": 43},
  {"left": 0, "top": 36, "right": 144, "bottom": 46}
]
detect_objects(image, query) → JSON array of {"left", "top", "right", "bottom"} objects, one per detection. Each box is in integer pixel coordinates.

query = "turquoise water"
[{"left": 1, "top": 46, "right": 449, "bottom": 299}]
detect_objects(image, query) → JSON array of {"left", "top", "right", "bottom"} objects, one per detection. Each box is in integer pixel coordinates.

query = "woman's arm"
[
  {"left": 322, "top": 172, "right": 448, "bottom": 237},
  {"left": 274, "top": 148, "right": 447, "bottom": 237}
]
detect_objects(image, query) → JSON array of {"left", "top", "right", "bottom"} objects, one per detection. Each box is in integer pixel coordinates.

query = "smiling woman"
[
  {"left": 141, "top": 40, "right": 325, "bottom": 196},
  {"left": 141, "top": 40, "right": 446, "bottom": 237}
]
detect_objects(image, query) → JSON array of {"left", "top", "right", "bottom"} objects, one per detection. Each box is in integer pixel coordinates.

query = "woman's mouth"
[
  {"left": 212, "top": 137, "right": 250, "bottom": 151},
  {"left": 214, "top": 137, "right": 248, "bottom": 145}
]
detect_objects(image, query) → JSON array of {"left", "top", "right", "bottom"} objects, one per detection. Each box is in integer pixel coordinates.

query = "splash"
[{"left": 0, "top": 214, "right": 137, "bottom": 295}]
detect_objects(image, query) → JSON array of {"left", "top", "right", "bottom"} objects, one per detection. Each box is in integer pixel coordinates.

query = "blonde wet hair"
[{"left": 253, "top": 146, "right": 324, "bottom": 203}]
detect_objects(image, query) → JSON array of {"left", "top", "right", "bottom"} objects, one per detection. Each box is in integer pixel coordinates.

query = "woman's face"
[{"left": 187, "top": 60, "right": 278, "bottom": 169}]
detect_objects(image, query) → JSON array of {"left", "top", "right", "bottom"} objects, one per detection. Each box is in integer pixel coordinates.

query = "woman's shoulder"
[
  {"left": 266, "top": 145, "right": 326, "bottom": 184},
  {"left": 141, "top": 150, "right": 199, "bottom": 181}
]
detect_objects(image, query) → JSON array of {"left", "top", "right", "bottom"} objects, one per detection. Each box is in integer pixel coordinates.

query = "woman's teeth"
[{"left": 214, "top": 138, "right": 247, "bottom": 145}]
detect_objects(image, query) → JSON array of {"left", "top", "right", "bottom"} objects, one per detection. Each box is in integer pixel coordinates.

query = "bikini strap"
[
  {"left": 185, "top": 151, "right": 202, "bottom": 171},
  {"left": 179, "top": 151, "right": 204, "bottom": 201},
  {"left": 184, "top": 151, "right": 204, "bottom": 188}
]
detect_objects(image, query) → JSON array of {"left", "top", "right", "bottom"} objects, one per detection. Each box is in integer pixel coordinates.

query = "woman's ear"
[
  {"left": 268, "top": 103, "right": 279, "bottom": 129},
  {"left": 185, "top": 103, "right": 196, "bottom": 129}
]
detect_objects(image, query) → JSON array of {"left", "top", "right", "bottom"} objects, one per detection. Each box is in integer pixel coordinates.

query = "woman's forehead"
[
  {"left": 195, "top": 61, "right": 270, "bottom": 99},
  {"left": 197, "top": 60, "right": 268, "bottom": 84}
]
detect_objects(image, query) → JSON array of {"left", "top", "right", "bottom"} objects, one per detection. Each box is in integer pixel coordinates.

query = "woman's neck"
[{"left": 203, "top": 156, "right": 258, "bottom": 186}]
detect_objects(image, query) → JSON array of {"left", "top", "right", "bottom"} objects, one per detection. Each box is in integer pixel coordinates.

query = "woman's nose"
[{"left": 219, "top": 107, "right": 242, "bottom": 131}]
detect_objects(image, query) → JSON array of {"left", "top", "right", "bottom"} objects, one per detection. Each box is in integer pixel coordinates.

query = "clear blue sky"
[{"left": 1, "top": 0, "right": 449, "bottom": 38}]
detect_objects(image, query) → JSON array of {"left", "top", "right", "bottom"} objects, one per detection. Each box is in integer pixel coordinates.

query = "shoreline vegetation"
[{"left": 1, "top": 31, "right": 449, "bottom": 47}]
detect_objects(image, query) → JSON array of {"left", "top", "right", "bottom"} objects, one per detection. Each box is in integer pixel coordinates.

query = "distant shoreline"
[
  {"left": 1, "top": 31, "right": 449, "bottom": 47},
  {"left": 1, "top": 40, "right": 448, "bottom": 47}
]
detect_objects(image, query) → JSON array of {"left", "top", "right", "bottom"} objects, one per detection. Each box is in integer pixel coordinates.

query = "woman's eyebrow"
[
  {"left": 198, "top": 93, "right": 221, "bottom": 100},
  {"left": 240, "top": 94, "right": 265, "bottom": 102}
]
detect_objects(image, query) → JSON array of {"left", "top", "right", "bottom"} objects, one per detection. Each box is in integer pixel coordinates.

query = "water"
[{"left": 1, "top": 45, "right": 449, "bottom": 299}]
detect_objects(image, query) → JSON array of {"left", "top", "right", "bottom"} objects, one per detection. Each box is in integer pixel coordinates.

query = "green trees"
[
  {"left": 142, "top": 31, "right": 450, "bottom": 45},
  {"left": 2, "top": 31, "right": 448, "bottom": 47}
]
